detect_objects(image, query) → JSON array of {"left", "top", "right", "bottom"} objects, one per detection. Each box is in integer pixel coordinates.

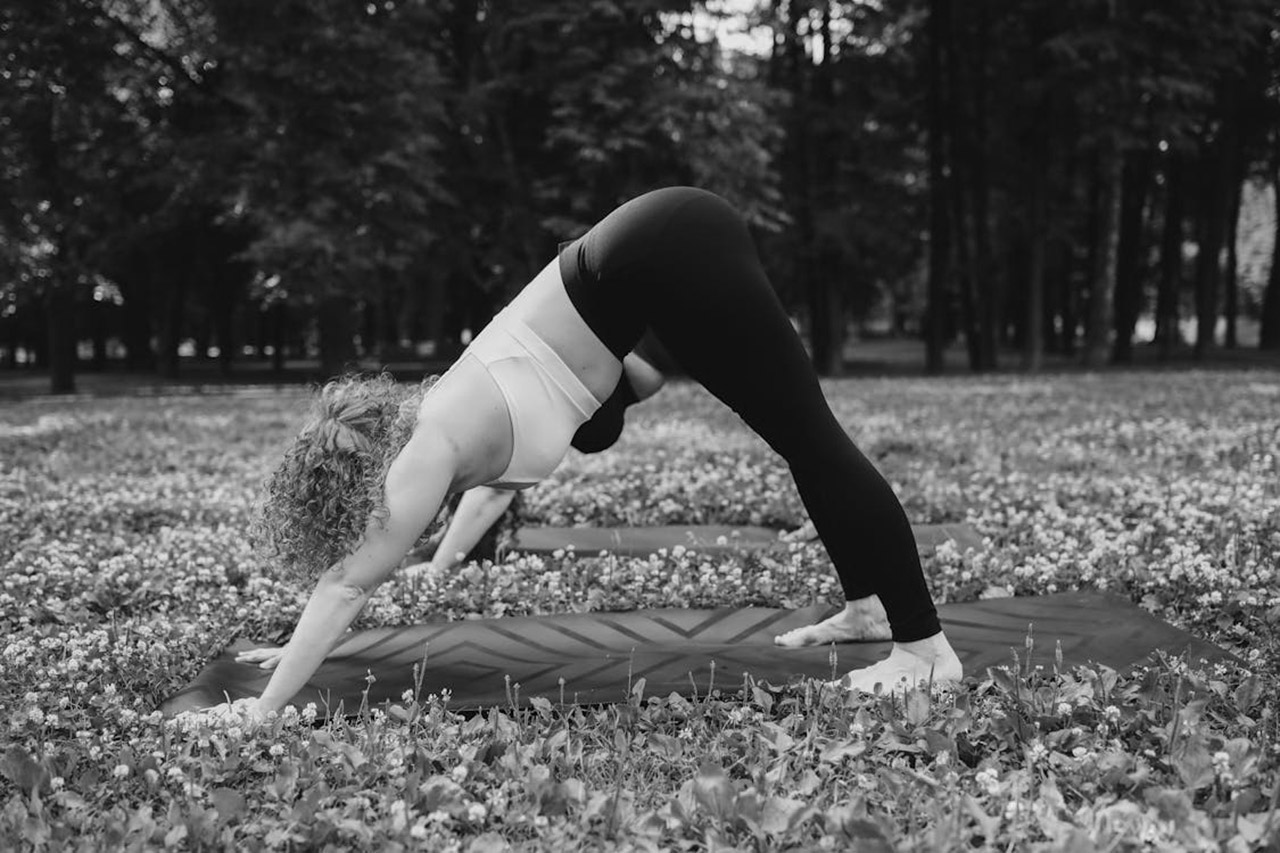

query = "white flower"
[
  {"left": 112, "top": 764, "right": 130, "bottom": 779},
  {"left": 466, "top": 803, "right": 487, "bottom": 822}
]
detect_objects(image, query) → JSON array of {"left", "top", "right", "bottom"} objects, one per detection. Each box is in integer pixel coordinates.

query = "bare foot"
[
  {"left": 774, "top": 596, "right": 892, "bottom": 646},
  {"left": 778, "top": 520, "right": 819, "bottom": 542},
  {"left": 832, "top": 633, "right": 963, "bottom": 693}
]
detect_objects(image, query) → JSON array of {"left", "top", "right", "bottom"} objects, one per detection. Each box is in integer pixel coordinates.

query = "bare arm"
[
  {"left": 623, "top": 352, "right": 664, "bottom": 401},
  {"left": 428, "top": 486, "right": 517, "bottom": 573},
  {"left": 253, "top": 428, "right": 458, "bottom": 714}
]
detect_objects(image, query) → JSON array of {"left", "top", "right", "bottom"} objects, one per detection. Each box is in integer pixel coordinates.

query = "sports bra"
[{"left": 455, "top": 314, "right": 602, "bottom": 489}]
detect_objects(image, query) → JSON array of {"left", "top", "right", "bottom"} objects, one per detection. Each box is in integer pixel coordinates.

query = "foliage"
[
  {"left": 4, "top": 0, "right": 1280, "bottom": 389},
  {"left": 2, "top": 372, "right": 1278, "bottom": 849},
  {"left": 206, "top": 0, "right": 449, "bottom": 300}
]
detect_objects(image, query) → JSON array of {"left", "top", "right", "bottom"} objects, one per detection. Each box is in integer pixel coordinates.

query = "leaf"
[
  {"left": 903, "top": 688, "right": 932, "bottom": 727},
  {"left": 758, "top": 796, "right": 810, "bottom": 835},
  {"left": 0, "top": 746, "right": 47, "bottom": 796},
  {"left": 751, "top": 685, "right": 774, "bottom": 713},
  {"left": 1143, "top": 787, "right": 1194, "bottom": 823},
  {"left": 761, "top": 723, "right": 794, "bottom": 754},
  {"left": 829, "top": 812, "right": 894, "bottom": 853},
  {"left": 986, "top": 665, "right": 1020, "bottom": 697},
  {"left": 1235, "top": 814, "right": 1269, "bottom": 844},
  {"left": 468, "top": 833, "right": 510, "bottom": 853},
  {"left": 819, "top": 740, "right": 867, "bottom": 764},
  {"left": 1055, "top": 828, "right": 1102, "bottom": 853},
  {"left": 211, "top": 788, "right": 247, "bottom": 823},
  {"left": 1170, "top": 736, "right": 1215, "bottom": 791},
  {"left": 923, "top": 729, "right": 955, "bottom": 758},
  {"left": 648, "top": 732, "right": 683, "bottom": 760},
  {"left": 692, "top": 762, "right": 735, "bottom": 820},
  {"left": 1233, "top": 676, "right": 1263, "bottom": 712}
]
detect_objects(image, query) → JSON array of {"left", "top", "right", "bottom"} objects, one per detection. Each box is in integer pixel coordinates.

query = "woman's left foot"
[
  {"left": 774, "top": 596, "right": 891, "bottom": 646},
  {"left": 832, "top": 633, "right": 963, "bottom": 693}
]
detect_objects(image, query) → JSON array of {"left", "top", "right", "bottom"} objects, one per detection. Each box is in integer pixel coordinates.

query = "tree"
[{"left": 0, "top": 1, "right": 145, "bottom": 392}]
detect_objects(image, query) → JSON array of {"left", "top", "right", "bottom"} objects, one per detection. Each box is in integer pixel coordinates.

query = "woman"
[
  {"left": 240, "top": 187, "right": 961, "bottom": 714},
  {"left": 411, "top": 345, "right": 668, "bottom": 577}
]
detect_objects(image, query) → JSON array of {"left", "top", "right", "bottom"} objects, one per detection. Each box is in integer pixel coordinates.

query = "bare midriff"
[{"left": 499, "top": 258, "right": 623, "bottom": 405}]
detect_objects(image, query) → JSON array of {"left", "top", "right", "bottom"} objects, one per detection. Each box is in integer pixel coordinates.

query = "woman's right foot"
[
  {"left": 832, "top": 633, "right": 963, "bottom": 693},
  {"left": 774, "top": 595, "right": 892, "bottom": 646}
]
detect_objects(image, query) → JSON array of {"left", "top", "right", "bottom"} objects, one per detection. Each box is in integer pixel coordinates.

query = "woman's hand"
[
  {"left": 235, "top": 646, "right": 286, "bottom": 670},
  {"left": 203, "top": 698, "right": 270, "bottom": 729}
]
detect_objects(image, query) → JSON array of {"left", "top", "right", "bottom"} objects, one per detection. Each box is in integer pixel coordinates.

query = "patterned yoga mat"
[
  {"left": 161, "top": 591, "right": 1234, "bottom": 717},
  {"left": 509, "top": 523, "right": 985, "bottom": 557}
]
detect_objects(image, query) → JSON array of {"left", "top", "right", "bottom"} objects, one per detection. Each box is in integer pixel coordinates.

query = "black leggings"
[{"left": 558, "top": 187, "right": 940, "bottom": 641}]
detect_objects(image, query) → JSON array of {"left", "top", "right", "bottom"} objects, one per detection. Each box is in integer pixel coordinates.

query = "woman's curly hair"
[{"left": 252, "top": 372, "right": 438, "bottom": 581}]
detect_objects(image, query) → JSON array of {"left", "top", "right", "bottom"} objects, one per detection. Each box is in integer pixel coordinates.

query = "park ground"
[
  {"left": 1, "top": 366, "right": 1278, "bottom": 850},
  {"left": 1, "top": 336, "right": 1277, "bottom": 400}
]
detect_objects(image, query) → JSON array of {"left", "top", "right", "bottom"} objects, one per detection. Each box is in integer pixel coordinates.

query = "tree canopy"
[{"left": 2, "top": 0, "right": 1277, "bottom": 391}]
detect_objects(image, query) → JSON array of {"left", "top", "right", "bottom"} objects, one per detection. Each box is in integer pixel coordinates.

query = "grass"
[{"left": 1, "top": 369, "right": 1278, "bottom": 851}]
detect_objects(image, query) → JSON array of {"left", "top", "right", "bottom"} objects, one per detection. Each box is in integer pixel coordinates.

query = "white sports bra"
[{"left": 455, "top": 314, "right": 602, "bottom": 489}]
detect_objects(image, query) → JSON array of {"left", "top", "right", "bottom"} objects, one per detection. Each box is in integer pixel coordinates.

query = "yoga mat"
[
  {"left": 162, "top": 591, "right": 1234, "bottom": 717},
  {"left": 510, "top": 523, "right": 984, "bottom": 557}
]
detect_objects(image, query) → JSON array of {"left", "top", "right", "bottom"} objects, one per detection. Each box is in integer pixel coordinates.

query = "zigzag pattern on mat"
[{"left": 162, "top": 592, "right": 1234, "bottom": 717}]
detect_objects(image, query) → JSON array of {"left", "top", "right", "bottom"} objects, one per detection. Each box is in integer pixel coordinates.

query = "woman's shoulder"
[{"left": 414, "top": 356, "right": 512, "bottom": 490}]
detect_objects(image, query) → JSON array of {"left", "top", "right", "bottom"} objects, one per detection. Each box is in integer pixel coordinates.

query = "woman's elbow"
[{"left": 316, "top": 564, "right": 377, "bottom": 605}]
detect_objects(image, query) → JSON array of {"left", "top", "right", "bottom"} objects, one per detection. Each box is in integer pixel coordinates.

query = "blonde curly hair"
[{"left": 252, "top": 372, "right": 439, "bottom": 581}]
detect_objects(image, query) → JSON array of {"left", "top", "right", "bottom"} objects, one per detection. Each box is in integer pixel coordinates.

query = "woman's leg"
[{"left": 568, "top": 188, "right": 958, "bottom": 686}]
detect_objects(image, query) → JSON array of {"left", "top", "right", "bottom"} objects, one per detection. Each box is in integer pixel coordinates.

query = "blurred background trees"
[{"left": 2, "top": 0, "right": 1277, "bottom": 392}]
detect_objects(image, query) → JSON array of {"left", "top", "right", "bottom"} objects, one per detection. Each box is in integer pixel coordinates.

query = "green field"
[{"left": 2, "top": 371, "right": 1278, "bottom": 851}]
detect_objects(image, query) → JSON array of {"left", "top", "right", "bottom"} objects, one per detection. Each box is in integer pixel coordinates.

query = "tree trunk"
[
  {"left": 423, "top": 274, "right": 447, "bottom": 356},
  {"left": 971, "top": 4, "right": 998, "bottom": 371},
  {"left": 1193, "top": 133, "right": 1233, "bottom": 359},
  {"left": 271, "top": 303, "right": 287, "bottom": 374},
  {"left": 1110, "top": 148, "right": 1152, "bottom": 363},
  {"left": 155, "top": 251, "right": 186, "bottom": 380},
  {"left": 781, "top": 0, "right": 830, "bottom": 375},
  {"left": 1260, "top": 173, "right": 1280, "bottom": 350},
  {"left": 809, "top": 1, "right": 843, "bottom": 377},
  {"left": 924, "top": 0, "right": 950, "bottom": 374},
  {"left": 318, "top": 295, "right": 358, "bottom": 379},
  {"left": 118, "top": 261, "right": 154, "bottom": 371},
  {"left": 32, "top": 96, "right": 78, "bottom": 393},
  {"left": 3, "top": 314, "right": 16, "bottom": 369},
  {"left": 29, "top": 299, "right": 48, "bottom": 368},
  {"left": 213, "top": 283, "right": 235, "bottom": 377},
  {"left": 90, "top": 295, "right": 107, "bottom": 371},
  {"left": 1222, "top": 151, "right": 1245, "bottom": 350},
  {"left": 46, "top": 282, "right": 77, "bottom": 393},
  {"left": 1083, "top": 138, "right": 1122, "bottom": 367},
  {"left": 1155, "top": 155, "right": 1185, "bottom": 358},
  {"left": 1023, "top": 125, "right": 1050, "bottom": 371},
  {"left": 943, "top": 0, "right": 981, "bottom": 371}
]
